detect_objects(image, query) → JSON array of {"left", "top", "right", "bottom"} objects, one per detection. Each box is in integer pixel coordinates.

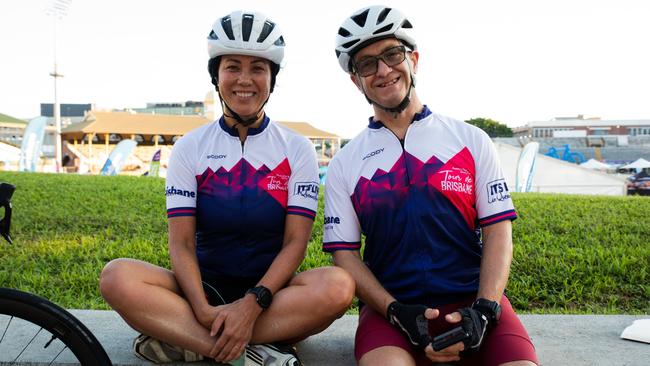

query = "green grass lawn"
[{"left": 0, "top": 171, "right": 648, "bottom": 313}]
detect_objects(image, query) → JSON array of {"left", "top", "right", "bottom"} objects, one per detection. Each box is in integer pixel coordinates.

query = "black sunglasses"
[{"left": 353, "top": 45, "right": 407, "bottom": 77}]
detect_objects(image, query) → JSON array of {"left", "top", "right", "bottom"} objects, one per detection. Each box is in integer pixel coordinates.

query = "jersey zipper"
[
  {"left": 385, "top": 127, "right": 411, "bottom": 185},
  {"left": 240, "top": 138, "right": 246, "bottom": 234}
]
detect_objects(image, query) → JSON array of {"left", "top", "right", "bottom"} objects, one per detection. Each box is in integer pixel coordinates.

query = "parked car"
[{"left": 627, "top": 171, "right": 650, "bottom": 196}]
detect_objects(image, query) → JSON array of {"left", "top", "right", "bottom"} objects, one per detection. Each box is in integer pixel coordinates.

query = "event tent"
[
  {"left": 621, "top": 158, "right": 650, "bottom": 172},
  {"left": 495, "top": 143, "right": 627, "bottom": 195},
  {"left": 580, "top": 158, "right": 614, "bottom": 171}
]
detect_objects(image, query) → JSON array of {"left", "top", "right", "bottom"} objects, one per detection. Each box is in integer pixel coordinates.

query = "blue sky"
[{"left": 1, "top": 0, "right": 649, "bottom": 138}]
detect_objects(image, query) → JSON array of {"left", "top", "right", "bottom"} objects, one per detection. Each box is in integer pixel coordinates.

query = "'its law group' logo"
[
  {"left": 294, "top": 182, "right": 319, "bottom": 201},
  {"left": 486, "top": 179, "right": 510, "bottom": 203}
]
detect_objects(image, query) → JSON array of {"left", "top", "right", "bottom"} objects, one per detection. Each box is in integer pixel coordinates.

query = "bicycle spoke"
[
  {"left": 11, "top": 326, "right": 43, "bottom": 363},
  {"left": 47, "top": 343, "right": 69, "bottom": 366},
  {"left": 0, "top": 315, "right": 12, "bottom": 343}
]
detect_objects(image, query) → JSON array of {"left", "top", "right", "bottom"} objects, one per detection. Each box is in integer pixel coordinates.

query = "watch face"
[
  {"left": 249, "top": 286, "right": 272, "bottom": 309},
  {"left": 258, "top": 288, "right": 271, "bottom": 308}
]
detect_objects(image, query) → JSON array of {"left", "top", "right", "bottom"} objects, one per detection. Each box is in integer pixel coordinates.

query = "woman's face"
[{"left": 217, "top": 55, "right": 272, "bottom": 119}]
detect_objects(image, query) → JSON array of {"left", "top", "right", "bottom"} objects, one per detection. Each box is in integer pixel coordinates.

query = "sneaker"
[
  {"left": 244, "top": 343, "right": 302, "bottom": 366},
  {"left": 133, "top": 334, "right": 204, "bottom": 363}
]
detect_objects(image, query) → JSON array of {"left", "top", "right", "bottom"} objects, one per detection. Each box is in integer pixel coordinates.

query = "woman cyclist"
[{"left": 100, "top": 10, "right": 354, "bottom": 365}]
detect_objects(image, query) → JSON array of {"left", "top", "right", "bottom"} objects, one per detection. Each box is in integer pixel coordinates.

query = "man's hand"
[
  {"left": 386, "top": 301, "right": 437, "bottom": 348},
  {"left": 457, "top": 307, "right": 489, "bottom": 352},
  {"left": 208, "top": 295, "right": 263, "bottom": 363}
]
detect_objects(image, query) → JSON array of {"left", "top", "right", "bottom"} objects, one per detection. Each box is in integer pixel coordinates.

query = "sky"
[{"left": 1, "top": 0, "right": 649, "bottom": 138}]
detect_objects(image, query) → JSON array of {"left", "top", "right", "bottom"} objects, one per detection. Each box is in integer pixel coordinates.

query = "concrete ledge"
[{"left": 2, "top": 310, "right": 648, "bottom": 365}]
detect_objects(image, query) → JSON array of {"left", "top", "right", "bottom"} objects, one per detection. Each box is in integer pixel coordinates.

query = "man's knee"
[
  {"left": 359, "top": 346, "right": 416, "bottom": 366},
  {"left": 499, "top": 361, "right": 537, "bottom": 366}
]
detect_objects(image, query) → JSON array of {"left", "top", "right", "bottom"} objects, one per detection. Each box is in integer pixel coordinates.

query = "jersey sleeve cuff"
[
  {"left": 479, "top": 209, "right": 517, "bottom": 227},
  {"left": 287, "top": 206, "right": 316, "bottom": 220},
  {"left": 167, "top": 207, "right": 196, "bottom": 218},
  {"left": 323, "top": 241, "right": 362, "bottom": 252}
]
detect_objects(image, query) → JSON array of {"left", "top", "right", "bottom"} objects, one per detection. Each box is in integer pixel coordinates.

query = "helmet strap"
[{"left": 216, "top": 86, "right": 269, "bottom": 127}]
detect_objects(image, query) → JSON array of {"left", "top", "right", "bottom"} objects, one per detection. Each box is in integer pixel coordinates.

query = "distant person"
[
  {"left": 323, "top": 5, "right": 538, "bottom": 366},
  {"left": 62, "top": 154, "right": 71, "bottom": 167},
  {"left": 100, "top": 10, "right": 354, "bottom": 365}
]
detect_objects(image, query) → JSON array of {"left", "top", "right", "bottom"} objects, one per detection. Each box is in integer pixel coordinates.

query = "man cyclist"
[
  {"left": 100, "top": 10, "right": 354, "bottom": 365},
  {"left": 323, "top": 5, "right": 538, "bottom": 366}
]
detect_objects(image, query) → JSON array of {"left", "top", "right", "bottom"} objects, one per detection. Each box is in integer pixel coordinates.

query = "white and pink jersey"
[
  {"left": 166, "top": 116, "right": 319, "bottom": 281},
  {"left": 323, "top": 106, "right": 516, "bottom": 305}
]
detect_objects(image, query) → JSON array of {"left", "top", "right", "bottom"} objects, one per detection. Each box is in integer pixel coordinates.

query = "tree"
[{"left": 465, "top": 118, "right": 513, "bottom": 137}]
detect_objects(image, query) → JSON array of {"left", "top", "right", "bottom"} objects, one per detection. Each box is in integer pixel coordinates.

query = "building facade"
[{"left": 513, "top": 115, "right": 650, "bottom": 138}]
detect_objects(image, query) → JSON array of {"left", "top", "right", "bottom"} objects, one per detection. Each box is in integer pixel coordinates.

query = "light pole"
[{"left": 47, "top": 0, "right": 71, "bottom": 172}]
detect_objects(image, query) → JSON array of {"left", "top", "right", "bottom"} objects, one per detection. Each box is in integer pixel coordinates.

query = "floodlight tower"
[{"left": 47, "top": 0, "right": 71, "bottom": 172}]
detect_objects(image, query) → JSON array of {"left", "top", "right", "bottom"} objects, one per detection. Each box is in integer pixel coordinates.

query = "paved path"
[{"left": 1, "top": 311, "right": 648, "bottom": 365}]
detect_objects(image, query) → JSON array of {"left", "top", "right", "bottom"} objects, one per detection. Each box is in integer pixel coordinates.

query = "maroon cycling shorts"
[{"left": 355, "top": 295, "right": 538, "bottom": 366}]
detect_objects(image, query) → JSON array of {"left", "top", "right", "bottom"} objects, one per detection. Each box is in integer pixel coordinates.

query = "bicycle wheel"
[{"left": 0, "top": 288, "right": 112, "bottom": 365}]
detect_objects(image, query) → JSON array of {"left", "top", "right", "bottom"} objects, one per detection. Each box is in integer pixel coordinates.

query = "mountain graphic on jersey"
[
  {"left": 196, "top": 158, "right": 291, "bottom": 209},
  {"left": 352, "top": 148, "right": 477, "bottom": 229}
]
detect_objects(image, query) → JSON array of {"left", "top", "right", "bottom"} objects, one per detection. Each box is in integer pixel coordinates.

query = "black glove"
[
  {"left": 386, "top": 301, "right": 431, "bottom": 348},
  {"left": 457, "top": 307, "right": 489, "bottom": 353}
]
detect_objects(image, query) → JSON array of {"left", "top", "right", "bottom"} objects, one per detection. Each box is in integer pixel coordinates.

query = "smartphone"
[{"left": 432, "top": 326, "right": 470, "bottom": 351}]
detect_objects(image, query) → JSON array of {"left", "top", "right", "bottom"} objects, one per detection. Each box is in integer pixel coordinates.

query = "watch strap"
[
  {"left": 471, "top": 298, "right": 501, "bottom": 325},
  {"left": 246, "top": 286, "right": 272, "bottom": 309}
]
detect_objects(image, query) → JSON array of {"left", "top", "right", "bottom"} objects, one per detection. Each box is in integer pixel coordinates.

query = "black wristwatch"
[
  {"left": 471, "top": 298, "right": 501, "bottom": 325},
  {"left": 246, "top": 286, "right": 273, "bottom": 309}
]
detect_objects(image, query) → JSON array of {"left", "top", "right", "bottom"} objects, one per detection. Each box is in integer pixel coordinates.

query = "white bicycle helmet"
[
  {"left": 335, "top": 5, "right": 416, "bottom": 73},
  {"left": 208, "top": 10, "right": 285, "bottom": 66}
]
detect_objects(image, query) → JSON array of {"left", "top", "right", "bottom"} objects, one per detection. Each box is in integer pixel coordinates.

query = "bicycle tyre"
[{"left": 0, "top": 287, "right": 112, "bottom": 365}]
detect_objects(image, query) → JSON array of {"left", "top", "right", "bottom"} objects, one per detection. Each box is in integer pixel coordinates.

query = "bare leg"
[
  {"left": 359, "top": 346, "right": 416, "bottom": 366},
  {"left": 99, "top": 258, "right": 216, "bottom": 356},
  {"left": 100, "top": 259, "right": 355, "bottom": 356},
  {"left": 251, "top": 266, "right": 355, "bottom": 343}
]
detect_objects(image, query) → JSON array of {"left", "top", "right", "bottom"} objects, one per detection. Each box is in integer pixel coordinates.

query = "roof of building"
[
  {"left": 277, "top": 121, "right": 339, "bottom": 139},
  {"left": 0, "top": 113, "right": 27, "bottom": 125},
  {"left": 62, "top": 111, "right": 210, "bottom": 138},
  {"left": 61, "top": 111, "right": 340, "bottom": 140},
  {"left": 517, "top": 119, "right": 650, "bottom": 129}
]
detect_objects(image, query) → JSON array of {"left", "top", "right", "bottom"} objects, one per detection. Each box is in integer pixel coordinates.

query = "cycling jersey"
[
  {"left": 323, "top": 106, "right": 516, "bottom": 306},
  {"left": 166, "top": 116, "right": 319, "bottom": 280}
]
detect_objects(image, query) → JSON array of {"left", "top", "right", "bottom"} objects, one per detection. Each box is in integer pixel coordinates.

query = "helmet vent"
[
  {"left": 402, "top": 19, "right": 413, "bottom": 29},
  {"left": 221, "top": 16, "right": 235, "bottom": 40},
  {"left": 338, "top": 27, "right": 351, "bottom": 37},
  {"left": 351, "top": 9, "right": 369, "bottom": 27},
  {"left": 273, "top": 36, "right": 285, "bottom": 46},
  {"left": 377, "top": 8, "right": 392, "bottom": 24},
  {"left": 257, "top": 20, "right": 275, "bottom": 43},
  {"left": 335, "top": 50, "right": 341, "bottom": 57},
  {"left": 208, "top": 30, "right": 218, "bottom": 40},
  {"left": 342, "top": 39, "right": 360, "bottom": 49},
  {"left": 372, "top": 24, "right": 393, "bottom": 35},
  {"left": 242, "top": 14, "right": 254, "bottom": 42}
]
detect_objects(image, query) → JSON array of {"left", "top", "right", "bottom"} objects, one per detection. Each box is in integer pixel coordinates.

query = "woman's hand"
[
  {"left": 208, "top": 295, "right": 263, "bottom": 363},
  {"left": 194, "top": 303, "right": 219, "bottom": 330}
]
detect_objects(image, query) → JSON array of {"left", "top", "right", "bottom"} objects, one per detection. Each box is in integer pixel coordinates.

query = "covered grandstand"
[{"left": 60, "top": 111, "right": 341, "bottom": 174}]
